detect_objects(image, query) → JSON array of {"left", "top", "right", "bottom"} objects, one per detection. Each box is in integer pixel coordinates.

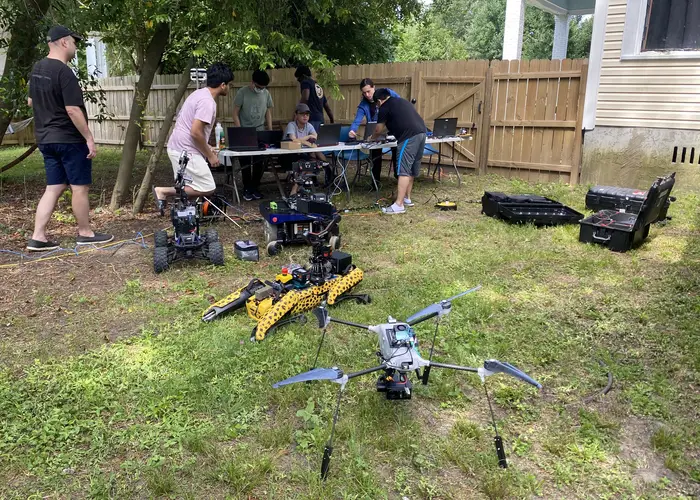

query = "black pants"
[
  {"left": 240, "top": 156, "right": 265, "bottom": 191},
  {"left": 370, "top": 147, "right": 397, "bottom": 181}
]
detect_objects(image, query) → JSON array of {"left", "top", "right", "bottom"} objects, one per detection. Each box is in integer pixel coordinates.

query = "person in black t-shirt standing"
[
  {"left": 26, "top": 25, "right": 113, "bottom": 251},
  {"left": 294, "top": 66, "right": 334, "bottom": 132},
  {"left": 369, "top": 89, "right": 426, "bottom": 215}
]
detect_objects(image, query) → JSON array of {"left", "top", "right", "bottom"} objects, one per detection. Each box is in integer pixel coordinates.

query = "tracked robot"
[{"left": 201, "top": 216, "right": 370, "bottom": 340}]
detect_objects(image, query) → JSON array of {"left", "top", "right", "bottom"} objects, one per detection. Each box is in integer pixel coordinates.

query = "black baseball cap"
[{"left": 47, "top": 26, "right": 83, "bottom": 43}]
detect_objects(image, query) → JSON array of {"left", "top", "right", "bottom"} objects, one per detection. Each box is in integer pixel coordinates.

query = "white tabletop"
[
  {"left": 217, "top": 136, "right": 464, "bottom": 160},
  {"left": 218, "top": 142, "right": 358, "bottom": 158}
]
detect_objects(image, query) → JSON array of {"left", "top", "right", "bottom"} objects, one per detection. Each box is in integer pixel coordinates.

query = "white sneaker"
[
  {"left": 382, "top": 203, "right": 406, "bottom": 214},
  {"left": 403, "top": 198, "right": 414, "bottom": 207}
]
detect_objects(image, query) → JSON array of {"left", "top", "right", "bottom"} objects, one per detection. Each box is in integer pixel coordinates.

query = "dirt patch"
[{"left": 619, "top": 416, "right": 671, "bottom": 487}]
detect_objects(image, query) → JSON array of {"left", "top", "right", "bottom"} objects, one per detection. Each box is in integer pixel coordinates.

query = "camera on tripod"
[{"left": 291, "top": 160, "right": 326, "bottom": 194}]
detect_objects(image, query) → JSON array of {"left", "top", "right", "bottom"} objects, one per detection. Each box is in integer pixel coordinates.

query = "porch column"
[
  {"left": 94, "top": 36, "right": 109, "bottom": 77},
  {"left": 503, "top": 0, "right": 526, "bottom": 60},
  {"left": 552, "top": 14, "right": 571, "bottom": 59},
  {"left": 86, "top": 36, "right": 97, "bottom": 77}
]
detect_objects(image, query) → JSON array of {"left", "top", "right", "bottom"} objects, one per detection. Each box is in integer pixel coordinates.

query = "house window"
[
  {"left": 621, "top": 0, "right": 700, "bottom": 59},
  {"left": 643, "top": 0, "right": 700, "bottom": 51}
]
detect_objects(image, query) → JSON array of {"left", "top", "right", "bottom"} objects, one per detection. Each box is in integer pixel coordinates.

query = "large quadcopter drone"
[{"left": 273, "top": 287, "right": 542, "bottom": 480}]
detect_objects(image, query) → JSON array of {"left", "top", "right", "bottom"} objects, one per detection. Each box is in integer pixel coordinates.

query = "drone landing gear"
[
  {"left": 485, "top": 382, "right": 508, "bottom": 468},
  {"left": 322, "top": 385, "right": 343, "bottom": 480},
  {"left": 250, "top": 313, "right": 307, "bottom": 342}
]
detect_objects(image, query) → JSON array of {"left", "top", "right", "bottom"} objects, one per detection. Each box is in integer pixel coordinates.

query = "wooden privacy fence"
[{"left": 4, "top": 58, "right": 588, "bottom": 184}]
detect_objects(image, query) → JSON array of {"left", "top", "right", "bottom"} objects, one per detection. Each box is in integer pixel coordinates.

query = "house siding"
[{"left": 596, "top": 0, "right": 700, "bottom": 131}]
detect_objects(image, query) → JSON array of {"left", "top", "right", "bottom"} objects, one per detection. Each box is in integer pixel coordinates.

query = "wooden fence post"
[
  {"left": 477, "top": 66, "right": 494, "bottom": 175},
  {"left": 411, "top": 68, "right": 423, "bottom": 115},
  {"left": 570, "top": 62, "right": 588, "bottom": 185}
]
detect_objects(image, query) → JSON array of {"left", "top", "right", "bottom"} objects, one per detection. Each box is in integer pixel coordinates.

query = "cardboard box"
[{"left": 280, "top": 141, "right": 302, "bottom": 150}]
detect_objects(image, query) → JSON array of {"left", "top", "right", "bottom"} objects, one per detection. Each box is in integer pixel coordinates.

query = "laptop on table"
[
  {"left": 257, "top": 130, "right": 283, "bottom": 149},
  {"left": 315, "top": 123, "right": 342, "bottom": 147},
  {"left": 432, "top": 117, "right": 458, "bottom": 138},
  {"left": 344, "top": 122, "right": 387, "bottom": 145},
  {"left": 226, "top": 127, "right": 262, "bottom": 151}
]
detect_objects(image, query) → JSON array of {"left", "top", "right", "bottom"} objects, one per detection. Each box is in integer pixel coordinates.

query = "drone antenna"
[
  {"left": 321, "top": 385, "right": 344, "bottom": 480},
  {"left": 484, "top": 382, "right": 508, "bottom": 468},
  {"left": 422, "top": 318, "right": 441, "bottom": 385}
]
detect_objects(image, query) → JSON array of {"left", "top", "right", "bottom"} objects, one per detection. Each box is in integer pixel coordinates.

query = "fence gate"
[{"left": 415, "top": 73, "right": 486, "bottom": 173}]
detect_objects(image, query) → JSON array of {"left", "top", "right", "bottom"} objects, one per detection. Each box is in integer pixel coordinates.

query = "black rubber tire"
[
  {"left": 205, "top": 229, "right": 219, "bottom": 243},
  {"left": 154, "top": 230, "right": 168, "bottom": 248},
  {"left": 154, "top": 247, "right": 169, "bottom": 273},
  {"left": 208, "top": 241, "right": 225, "bottom": 266},
  {"left": 267, "top": 241, "right": 281, "bottom": 256}
]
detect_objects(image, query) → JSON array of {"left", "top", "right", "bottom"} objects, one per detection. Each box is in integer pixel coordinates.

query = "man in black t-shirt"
[
  {"left": 26, "top": 25, "right": 112, "bottom": 251},
  {"left": 369, "top": 89, "right": 426, "bottom": 215},
  {"left": 294, "top": 66, "right": 334, "bottom": 131}
]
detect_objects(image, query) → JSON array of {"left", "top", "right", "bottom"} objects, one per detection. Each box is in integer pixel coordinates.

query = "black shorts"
[{"left": 39, "top": 143, "right": 92, "bottom": 186}]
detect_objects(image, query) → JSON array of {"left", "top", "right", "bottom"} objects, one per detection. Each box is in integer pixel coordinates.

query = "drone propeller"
[
  {"left": 482, "top": 359, "right": 542, "bottom": 389},
  {"left": 406, "top": 285, "right": 482, "bottom": 325},
  {"left": 272, "top": 367, "right": 344, "bottom": 388}
]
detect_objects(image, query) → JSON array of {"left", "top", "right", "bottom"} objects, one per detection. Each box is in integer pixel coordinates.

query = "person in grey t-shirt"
[
  {"left": 233, "top": 69, "right": 273, "bottom": 200},
  {"left": 285, "top": 103, "right": 331, "bottom": 194}
]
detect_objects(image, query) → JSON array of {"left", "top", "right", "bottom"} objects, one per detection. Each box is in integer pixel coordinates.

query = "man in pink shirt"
[{"left": 153, "top": 63, "right": 233, "bottom": 213}]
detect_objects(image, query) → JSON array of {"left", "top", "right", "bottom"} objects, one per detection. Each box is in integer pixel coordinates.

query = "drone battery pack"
[
  {"left": 330, "top": 251, "right": 352, "bottom": 275},
  {"left": 234, "top": 240, "right": 259, "bottom": 262},
  {"left": 297, "top": 198, "right": 336, "bottom": 216}
]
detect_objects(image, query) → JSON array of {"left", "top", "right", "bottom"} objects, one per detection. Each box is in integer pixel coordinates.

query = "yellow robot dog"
[{"left": 202, "top": 218, "right": 370, "bottom": 341}]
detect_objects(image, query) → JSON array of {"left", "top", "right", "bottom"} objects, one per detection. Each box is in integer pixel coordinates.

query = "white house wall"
[{"left": 596, "top": 0, "right": 700, "bottom": 131}]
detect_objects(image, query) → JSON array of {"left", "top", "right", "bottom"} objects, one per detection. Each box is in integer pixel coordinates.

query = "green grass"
[{"left": 0, "top": 150, "right": 698, "bottom": 498}]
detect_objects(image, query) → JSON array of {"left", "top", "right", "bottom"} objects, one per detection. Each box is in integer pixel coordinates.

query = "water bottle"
[{"left": 215, "top": 122, "right": 224, "bottom": 148}]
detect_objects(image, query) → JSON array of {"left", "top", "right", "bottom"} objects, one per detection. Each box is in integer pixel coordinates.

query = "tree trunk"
[
  {"left": 0, "top": 144, "right": 38, "bottom": 173},
  {"left": 109, "top": 22, "right": 170, "bottom": 210},
  {"left": 0, "top": 0, "right": 52, "bottom": 145},
  {"left": 132, "top": 60, "right": 193, "bottom": 214}
]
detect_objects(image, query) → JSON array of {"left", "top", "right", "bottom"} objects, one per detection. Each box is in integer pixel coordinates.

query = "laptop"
[
  {"left": 432, "top": 118, "right": 458, "bottom": 138},
  {"left": 257, "top": 130, "right": 283, "bottom": 148},
  {"left": 346, "top": 122, "right": 387, "bottom": 144},
  {"left": 315, "top": 123, "right": 342, "bottom": 147},
  {"left": 226, "top": 127, "right": 262, "bottom": 151}
]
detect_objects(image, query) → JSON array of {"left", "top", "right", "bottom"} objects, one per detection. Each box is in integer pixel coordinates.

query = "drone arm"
[
  {"left": 328, "top": 317, "right": 371, "bottom": 330},
  {"left": 347, "top": 364, "right": 387, "bottom": 380},
  {"left": 427, "top": 361, "right": 479, "bottom": 374}
]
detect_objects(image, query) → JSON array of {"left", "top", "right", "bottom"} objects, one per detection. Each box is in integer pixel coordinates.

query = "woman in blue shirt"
[{"left": 349, "top": 78, "right": 400, "bottom": 187}]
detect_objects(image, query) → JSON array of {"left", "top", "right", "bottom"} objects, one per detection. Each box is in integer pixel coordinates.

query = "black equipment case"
[
  {"left": 585, "top": 183, "right": 675, "bottom": 223},
  {"left": 579, "top": 173, "right": 676, "bottom": 252},
  {"left": 482, "top": 192, "right": 583, "bottom": 226}
]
